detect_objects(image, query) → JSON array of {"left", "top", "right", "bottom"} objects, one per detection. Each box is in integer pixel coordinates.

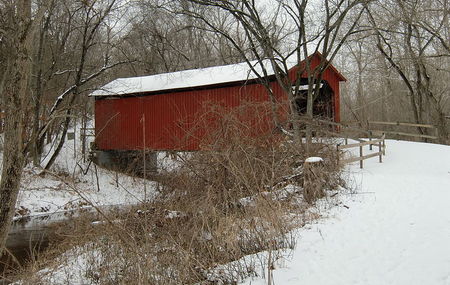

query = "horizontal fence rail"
[
  {"left": 337, "top": 134, "right": 386, "bottom": 169},
  {"left": 80, "top": 127, "right": 95, "bottom": 137},
  {"left": 342, "top": 120, "right": 439, "bottom": 141},
  {"left": 371, "top": 130, "right": 437, "bottom": 140},
  {"left": 369, "top": 121, "right": 435, "bottom": 129}
]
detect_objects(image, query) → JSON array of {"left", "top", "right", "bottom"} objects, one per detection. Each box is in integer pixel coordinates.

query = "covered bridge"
[{"left": 90, "top": 52, "right": 345, "bottom": 170}]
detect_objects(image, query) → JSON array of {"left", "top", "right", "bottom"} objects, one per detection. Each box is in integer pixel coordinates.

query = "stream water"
[
  {"left": 0, "top": 204, "right": 130, "bottom": 283},
  {"left": 0, "top": 206, "right": 115, "bottom": 283},
  {"left": 1, "top": 213, "right": 57, "bottom": 283}
]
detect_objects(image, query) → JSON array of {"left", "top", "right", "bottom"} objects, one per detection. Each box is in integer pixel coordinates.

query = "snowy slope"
[
  {"left": 243, "top": 140, "right": 450, "bottom": 285},
  {"left": 11, "top": 125, "right": 157, "bottom": 219}
]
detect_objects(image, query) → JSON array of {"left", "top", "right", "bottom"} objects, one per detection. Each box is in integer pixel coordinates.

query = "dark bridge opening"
[{"left": 294, "top": 79, "right": 334, "bottom": 119}]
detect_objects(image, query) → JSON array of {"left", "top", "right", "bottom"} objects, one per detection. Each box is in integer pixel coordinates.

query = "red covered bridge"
[{"left": 91, "top": 52, "right": 345, "bottom": 154}]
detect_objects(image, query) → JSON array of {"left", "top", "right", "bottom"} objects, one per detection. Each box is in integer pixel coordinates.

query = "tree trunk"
[
  {"left": 44, "top": 108, "right": 73, "bottom": 171},
  {"left": 31, "top": 11, "right": 53, "bottom": 167},
  {"left": 81, "top": 101, "right": 88, "bottom": 162},
  {"left": 0, "top": 79, "right": 27, "bottom": 253},
  {"left": 305, "top": 87, "right": 314, "bottom": 151},
  {"left": 0, "top": 0, "right": 34, "bottom": 253}
]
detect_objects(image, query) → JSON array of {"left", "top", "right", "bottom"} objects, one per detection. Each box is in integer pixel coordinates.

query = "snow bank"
[
  {"left": 14, "top": 122, "right": 155, "bottom": 219},
  {"left": 242, "top": 140, "right": 450, "bottom": 285}
]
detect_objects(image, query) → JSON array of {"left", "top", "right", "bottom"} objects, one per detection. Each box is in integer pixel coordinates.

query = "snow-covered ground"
[
  {"left": 9, "top": 137, "right": 450, "bottom": 284},
  {"left": 12, "top": 129, "right": 157, "bottom": 220},
  {"left": 16, "top": 165, "right": 151, "bottom": 219},
  {"left": 243, "top": 140, "right": 450, "bottom": 285}
]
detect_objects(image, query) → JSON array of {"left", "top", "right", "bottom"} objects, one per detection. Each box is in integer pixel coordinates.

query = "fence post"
[
  {"left": 359, "top": 145, "right": 363, "bottom": 169},
  {"left": 336, "top": 144, "right": 340, "bottom": 165},
  {"left": 382, "top": 134, "right": 386, "bottom": 155},
  {"left": 379, "top": 140, "right": 382, "bottom": 163},
  {"left": 369, "top": 130, "right": 373, "bottom": 150}
]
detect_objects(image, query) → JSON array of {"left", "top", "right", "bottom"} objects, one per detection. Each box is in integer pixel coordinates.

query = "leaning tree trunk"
[
  {"left": 0, "top": 46, "right": 29, "bottom": 253},
  {"left": 44, "top": 109, "right": 73, "bottom": 171},
  {"left": 0, "top": 0, "right": 35, "bottom": 253},
  {"left": 0, "top": 103, "right": 27, "bottom": 251}
]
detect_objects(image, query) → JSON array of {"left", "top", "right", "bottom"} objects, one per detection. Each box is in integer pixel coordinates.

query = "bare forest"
[{"left": 0, "top": 0, "right": 448, "bottom": 284}]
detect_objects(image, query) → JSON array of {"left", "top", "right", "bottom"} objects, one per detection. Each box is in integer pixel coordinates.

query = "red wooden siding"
[
  {"left": 95, "top": 82, "right": 286, "bottom": 151},
  {"left": 95, "top": 97, "right": 143, "bottom": 149},
  {"left": 95, "top": 53, "right": 345, "bottom": 151}
]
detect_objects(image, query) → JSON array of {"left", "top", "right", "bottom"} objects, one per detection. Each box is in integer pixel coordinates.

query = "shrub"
[{"left": 17, "top": 102, "right": 343, "bottom": 284}]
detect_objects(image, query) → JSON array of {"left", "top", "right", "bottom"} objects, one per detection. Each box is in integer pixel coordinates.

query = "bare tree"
[
  {"left": 42, "top": 0, "right": 122, "bottom": 170},
  {"left": 0, "top": 0, "right": 129, "bottom": 251},
  {"left": 118, "top": 0, "right": 246, "bottom": 76},
  {"left": 167, "top": 0, "right": 367, "bottom": 150},
  {"left": 0, "top": 0, "right": 50, "bottom": 253},
  {"left": 365, "top": 0, "right": 450, "bottom": 142}
]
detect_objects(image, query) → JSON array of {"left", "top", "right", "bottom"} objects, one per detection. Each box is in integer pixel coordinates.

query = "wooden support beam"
[
  {"left": 368, "top": 121, "right": 436, "bottom": 129},
  {"left": 338, "top": 137, "right": 385, "bottom": 150},
  {"left": 376, "top": 130, "right": 437, "bottom": 140}
]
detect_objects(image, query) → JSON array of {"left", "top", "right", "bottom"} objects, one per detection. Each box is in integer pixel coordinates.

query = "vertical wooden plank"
[
  {"left": 336, "top": 144, "right": 340, "bottom": 165},
  {"left": 379, "top": 141, "right": 382, "bottom": 163},
  {"left": 359, "top": 145, "right": 363, "bottom": 169}
]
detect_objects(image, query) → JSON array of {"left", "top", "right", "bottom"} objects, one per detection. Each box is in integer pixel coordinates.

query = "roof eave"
[{"left": 91, "top": 75, "right": 278, "bottom": 98}]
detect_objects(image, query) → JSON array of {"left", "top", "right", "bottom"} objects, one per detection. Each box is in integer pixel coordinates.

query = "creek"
[{"left": 0, "top": 206, "right": 121, "bottom": 284}]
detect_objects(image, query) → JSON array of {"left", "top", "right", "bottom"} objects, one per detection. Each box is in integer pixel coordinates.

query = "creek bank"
[{"left": 1, "top": 204, "right": 128, "bottom": 283}]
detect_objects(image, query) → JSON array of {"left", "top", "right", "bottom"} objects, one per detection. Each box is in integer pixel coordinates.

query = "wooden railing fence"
[
  {"left": 303, "top": 118, "right": 387, "bottom": 169},
  {"left": 337, "top": 134, "right": 385, "bottom": 169},
  {"left": 343, "top": 121, "right": 438, "bottom": 141},
  {"left": 80, "top": 127, "right": 95, "bottom": 137}
]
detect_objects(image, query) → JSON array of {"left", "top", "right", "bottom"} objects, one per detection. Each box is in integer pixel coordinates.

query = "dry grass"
[{"left": 16, "top": 103, "right": 344, "bottom": 284}]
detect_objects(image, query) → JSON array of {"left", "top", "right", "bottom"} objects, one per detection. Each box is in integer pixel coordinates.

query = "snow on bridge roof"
[{"left": 90, "top": 59, "right": 295, "bottom": 97}]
